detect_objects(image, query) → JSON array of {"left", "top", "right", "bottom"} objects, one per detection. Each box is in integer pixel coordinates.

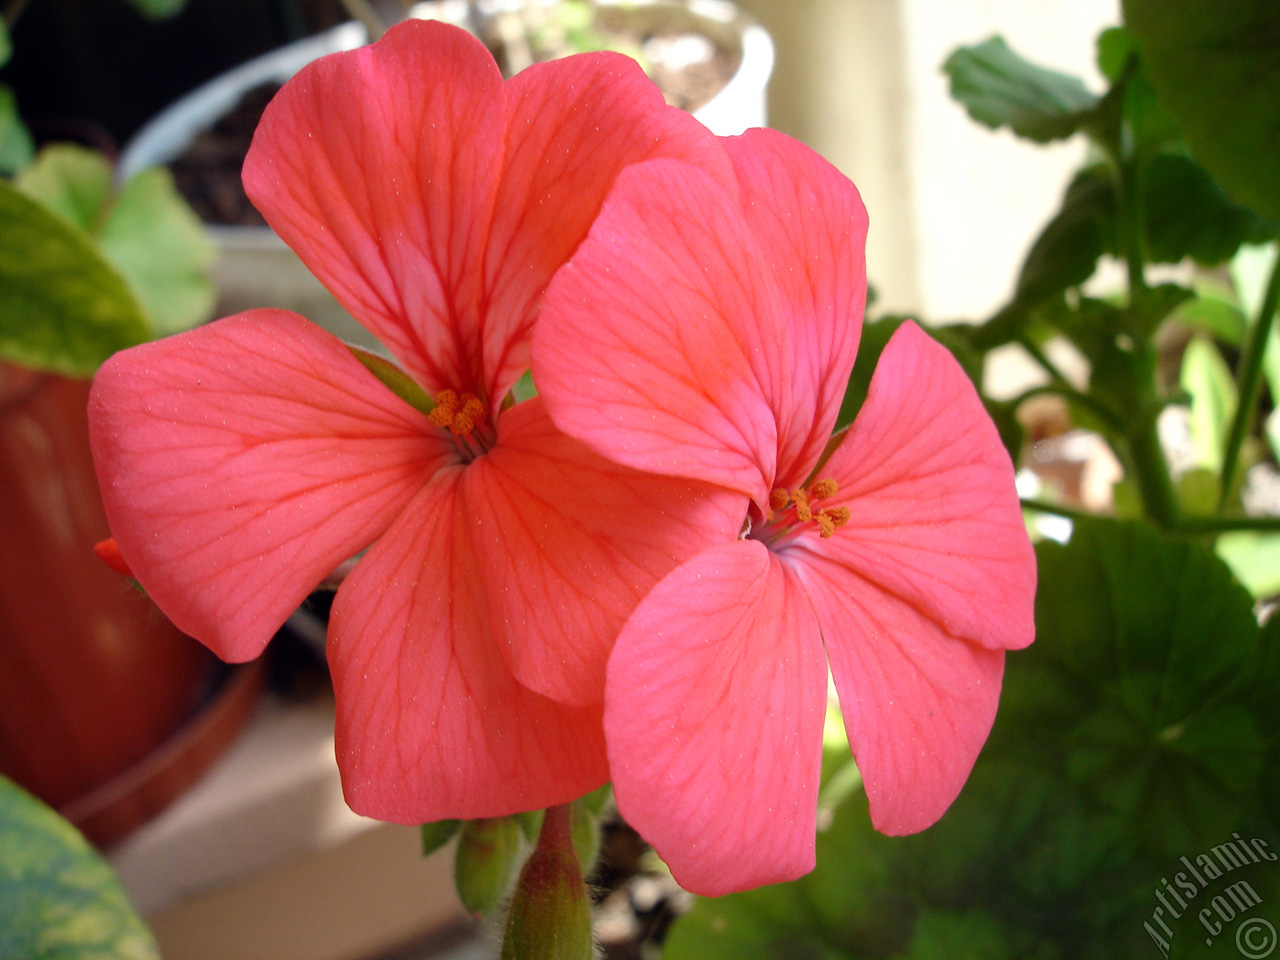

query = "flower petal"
[
  {"left": 244, "top": 20, "right": 504, "bottom": 394},
  {"left": 464, "top": 398, "right": 746, "bottom": 706},
  {"left": 88, "top": 310, "right": 447, "bottom": 662},
  {"left": 330, "top": 471, "right": 609, "bottom": 822},
  {"left": 534, "top": 157, "right": 788, "bottom": 506},
  {"left": 722, "top": 130, "right": 869, "bottom": 488},
  {"left": 605, "top": 541, "right": 827, "bottom": 896},
  {"left": 798, "top": 556, "right": 1006, "bottom": 835},
  {"left": 481, "top": 53, "right": 728, "bottom": 404},
  {"left": 801, "top": 321, "right": 1036, "bottom": 652}
]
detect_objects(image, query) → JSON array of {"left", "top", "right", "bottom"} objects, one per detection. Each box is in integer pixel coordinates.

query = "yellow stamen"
[
  {"left": 429, "top": 389, "right": 486, "bottom": 437},
  {"left": 816, "top": 513, "right": 836, "bottom": 538},
  {"left": 825, "top": 505, "right": 851, "bottom": 529},
  {"left": 809, "top": 478, "right": 838, "bottom": 501},
  {"left": 769, "top": 488, "right": 791, "bottom": 512},
  {"left": 792, "top": 489, "right": 812, "bottom": 522}
]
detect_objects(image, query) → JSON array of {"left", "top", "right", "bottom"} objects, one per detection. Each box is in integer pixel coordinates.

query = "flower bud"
[{"left": 501, "top": 804, "right": 593, "bottom": 960}]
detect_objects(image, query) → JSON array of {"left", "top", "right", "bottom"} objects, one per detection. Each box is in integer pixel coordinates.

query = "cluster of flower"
[{"left": 87, "top": 20, "right": 1034, "bottom": 896}]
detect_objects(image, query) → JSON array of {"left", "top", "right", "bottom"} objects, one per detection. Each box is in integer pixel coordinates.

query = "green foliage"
[
  {"left": 668, "top": 520, "right": 1280, "bottom": 959},
  {"left": 0, "top": 85, "right": 35, "bottom": 175},
  {"left": 121, "top": 0, "right": 187, "bottom": 19},
  {"left": 943, "top": 36, "right": 1098, "bottom": 143},
  {"left": 1123, "top": 0, "right": 1280, "bottom": 222},
  {"left": 17, "top": 145, "right": 216, "bottom": 338},
  {"left": 1180, "top": 338, "right": 1238, "bottom": 474},
  {"left": 419, "top": 819, "right": 461, "bottom": 857},
  {"left": 0, "top": 177, "right": 153, "bottom": 376},
  {"left": 0, "top": 775, "right": 159, "bottom": 960}
]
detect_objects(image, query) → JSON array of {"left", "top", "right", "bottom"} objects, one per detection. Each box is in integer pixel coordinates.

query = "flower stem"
[{"left": 1217, "top": 242, "right": 1280, "bottom": 514}]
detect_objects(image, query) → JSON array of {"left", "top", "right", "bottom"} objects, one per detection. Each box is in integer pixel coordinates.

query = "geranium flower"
[
  {"left": 532, "top": 129, "right": 1037, "bottom": 895},
  {"left": 88, "top": 20, "right": 743, "bottom": 822}
]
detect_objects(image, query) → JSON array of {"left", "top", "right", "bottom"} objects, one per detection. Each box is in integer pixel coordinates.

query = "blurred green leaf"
[
  {"left": 1167, "top": 293, "right": 1248, "bottom": 346},
  {"left": 1142, "top": 153, "right": 1280, "bottom": 266},
  {"left": 665, "top": 795, "right": 912, "bottom": 960},
  {"left": 0, "top": 775, "right": 159, "bottom": 960},
  {"left": 18, "top": 145, "right": 216, "bottom": 336},
  {"left": 121, "top": 0, "right": 187, "bottom": 19},
  {"left": 1180, "top": 337, "right": 1238, "bottom": 473},
  {"left": 0, "top": 177, "right": 151, "bottom": 375},
  {"left": 0, "top": 21, "right": 10, "bottom": 66},
  {"left": 1123, "top": 0, "right": 1280, "bottom": 222},
  {"left": 944, "top": 36, "right": 1098, "bottom": 143},
  {"left": 1217, "top": 532, "right": 1280, "bottom": 599},
  {"left": 420, "top": 819, "right": 461, "bottom": 857},
  {"left": 1025, "top": 520, "right": 1271, "bottom": 851},
  {"left": 16, "top": 145, "right": 113, "bottom": 229},
  {"left": 973, "top": 168, "right": 1112, "bottom": 350},
  {"left": 0, "top": 85, "right": 34, "bottom": 175}
]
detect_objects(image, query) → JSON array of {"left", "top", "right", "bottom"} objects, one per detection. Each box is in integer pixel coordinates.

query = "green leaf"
[
  {"left": 1023, "top": 519, "right": 1271, "bottom": 852},
  {"left": 0, "top": 21, "right": 11, "bottom": 66},
  {"left": 16, "top": 144, "right": 113, "bottom": 230},
  {"left": 97, "top": 167, "right": 216, "bottom": 335},
  {"left": 944, "top": 36, "right": 1099, "bottom": 143},
  {"left": 1180, "top": 337, "right": 1238, "bottom": 473},
  {"left": 0, "top": 775, "right": 159, "bottom": 960},
  {"left": 1123, "top": 0, "right": 1280, "bottom": 222},
  {"left": 121, "top": 0, "right": 187, "bottom": 19},
  {"left": 972, "top": 167, "right": 1112, "bottom": 349},
  {"left": 1216, "top": 532, "right": 1280, "bottom": 599},
  {"left": 420, "top": 819, "right": 461, "bottom": 857},
  {"left": 0, "top": 85, "right": 34, "bottom": 175},
  {"left": 0, "top": 177, "right": 151, "bottom": 375},
  {"left": 1166, "top": 293, "right": 1248, "bottom": 346},
  {"left": 1142, "top": 153, "right": 1280, "bottom": 266},
  {"left": 665, "top": 793, "right": 911, "bottom": 960},
  {"left": 18, "top": 145, "right": 217, "bottom": 336}
]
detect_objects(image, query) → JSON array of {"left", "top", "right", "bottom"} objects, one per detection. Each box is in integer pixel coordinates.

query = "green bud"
[
  {"left": 501, "top": 804, "right": 593, "bottom": 960},
  {"left": 454, "top": 816, "right": 524, "bottom": 917}
]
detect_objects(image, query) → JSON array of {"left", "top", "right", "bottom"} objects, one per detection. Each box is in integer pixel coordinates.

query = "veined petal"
[
  {"left": 463, "top": 398, "right": 746, "bottom": 706},
  {"left": 797, "top": 556, "right": 1005, "bottom": 835},
  {"left": 534, "top": 157, "right": 788, "bottom": 506},
  {"left": 88, "top": 310, "right": 448, "bottom": 662},
  {"left": 244, "top": 20, "right": 504, "bottom": 394},
  {"left": 606, "top": 541, "right": 826, "bottom": 896},
  {"left": 722, "top": 130, "right": 869, "bottom": 488},
  {"left": 330, "top": 470, "right": 609, "bottom": 822},
  {"left": 482, "top": 53, "right": 729, "bottom": 407},
  {"left": 796, "top": 322, "right": 1036, "bottom": 653}
]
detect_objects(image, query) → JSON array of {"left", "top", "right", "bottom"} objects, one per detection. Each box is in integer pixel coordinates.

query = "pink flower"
[
  {"left": 532, "top": 129, "right": 1037, "bottom": 895},
  {"left": 88, "top": 21, "right": 743, "bottom": 822}
]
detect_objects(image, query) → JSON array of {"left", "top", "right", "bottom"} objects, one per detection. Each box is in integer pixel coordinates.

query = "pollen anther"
[
  {"left": 430, "top": 389, "right": 486, "bottom": 436},
  {"left": 809, "top": 478, "right": 839, "bottom": 501},
  {"left": 792, "top": 489, "right": 812, "bottom": 522}
]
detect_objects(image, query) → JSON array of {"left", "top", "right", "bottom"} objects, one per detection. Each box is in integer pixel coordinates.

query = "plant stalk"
[{"left": 1216, "top": 243, "right": 1280, "bottom": 513}]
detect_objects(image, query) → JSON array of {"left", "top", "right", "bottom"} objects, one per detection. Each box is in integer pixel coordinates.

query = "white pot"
[{"left": 119, "top": 1, "right": 773, "bottom": 352}]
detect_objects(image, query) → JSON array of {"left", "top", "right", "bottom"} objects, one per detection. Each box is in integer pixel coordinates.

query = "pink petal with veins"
[
  {"left": 605, "top": 540, "right": 827, "bottom": 896},
  {"left": 464, "top": 399, "right": 746, "bottom": 706},
  {"left": 330, "top": 470, "right": 609, "bottom": 822},
  {"left": 88, "top": 310, "right": 448, "bottom": 662}
]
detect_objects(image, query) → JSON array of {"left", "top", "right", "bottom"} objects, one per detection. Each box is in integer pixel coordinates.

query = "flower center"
[
  {"left": 750, "top": 477, "right": 850, "bottom": 546},
  {"left": 429, "top": 389, "right": 496, "bottom": 460}
]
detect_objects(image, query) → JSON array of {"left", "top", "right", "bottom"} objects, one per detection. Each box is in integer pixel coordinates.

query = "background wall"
[{"left": 737, "top": 0, "right": 1120, "bottom": 322}]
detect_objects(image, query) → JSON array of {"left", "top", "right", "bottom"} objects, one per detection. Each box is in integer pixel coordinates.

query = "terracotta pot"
[{"left": 0, "top": 365, "right": 242, "bottom": 845}]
